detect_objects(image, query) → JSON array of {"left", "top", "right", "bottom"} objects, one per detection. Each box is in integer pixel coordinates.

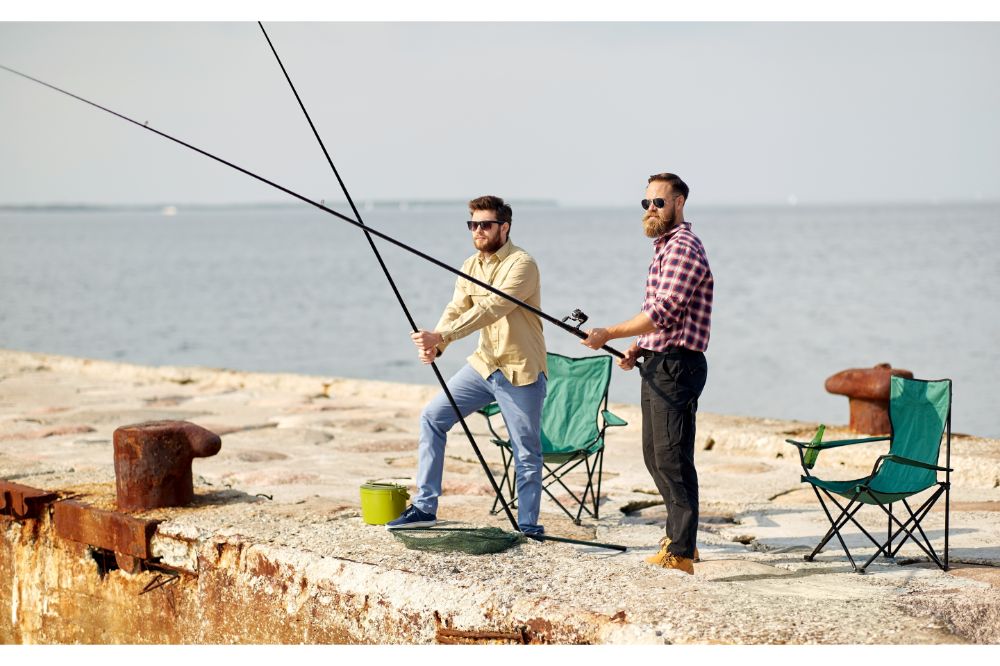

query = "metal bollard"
[
  {"left": 825, "top": 363, "right": 913, "bottom": 435},
  {"left": 113, "top": 420, "right": 221, "bottom": 511}
]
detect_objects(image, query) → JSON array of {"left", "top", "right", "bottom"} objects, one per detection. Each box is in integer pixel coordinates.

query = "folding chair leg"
[
  {"left": 808, "top": 487, "right": 863, "bottom": 570},
  {"left": 887, "top": 490, "right": 943, "bottom": 559},
  {"left": 820, "top": 488, "right": 891, "bottom": 551},
  {"left": 490, "top": 446, "right": 517, "bottom": 516},
  {"left": 860, "top": 499, "right": 927, "bottom": 573},
  {"left": 541, "top": 478, "right": 583, "bottom": 522},
  {"left": 944, "top": 481, "right": 950, "bottom": 571},
  {"left": 595, "top": 448, "right": 604, "bottom": 520},
  {"left": 540, "top": 455, "right": 598, "bottom": 523},
  {"left": 571, "top": 449, "right": 604, "bottom": 525},
  {"left": 901, "top": 495, "right": 946, "bottom": 569},
  {"left": 806, "top": 486, "right": 840, "bottom": 560},
  {"left": 863, "top": 491, "right": 946, "bottom": 572},
  {"left": 574, "top": 457, "right": 594, "bottom": 525},
  {"left": 887, "top": 502, "right": 893, "bottom": 555},
  {"left": 490, "top": 447, "right": 502, "bottom": 514}
]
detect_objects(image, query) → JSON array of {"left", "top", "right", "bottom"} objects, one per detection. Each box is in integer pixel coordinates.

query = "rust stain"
[
  {"left": 52, "top": 499, "right": 160, "bottom": 559},
  {"left": 432, "top": 610, "right": 530, "bottom": 644},
  {"left": 250, "top": 554, "right": 280, "bottom": 578},
  {"left": 435, "top": 626, "right": 529, "bottom": 644},
  {"left": 524, "top": 616, "right": 556, "bottom": 644}
]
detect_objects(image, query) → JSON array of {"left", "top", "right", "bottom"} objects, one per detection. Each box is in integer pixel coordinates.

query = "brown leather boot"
[
  {"left": 644, "top": 536, "right": 700, "bottom": 564},
  {"left": 657, "top": 554, "right": 695, "bottom": 575}
]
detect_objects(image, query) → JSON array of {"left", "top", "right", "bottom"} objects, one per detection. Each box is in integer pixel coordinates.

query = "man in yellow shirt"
[{"left": 387, "top": 195, "right": 548, "bottom": 535}]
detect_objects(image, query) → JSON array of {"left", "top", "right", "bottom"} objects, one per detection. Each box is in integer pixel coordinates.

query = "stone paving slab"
[{"left": 2, "top": 349, "right": 999, "bottom": 644}]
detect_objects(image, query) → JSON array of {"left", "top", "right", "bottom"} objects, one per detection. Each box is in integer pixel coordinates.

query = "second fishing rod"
[{"left": 257, "top": 23, "right": 626, "bottom": 552}]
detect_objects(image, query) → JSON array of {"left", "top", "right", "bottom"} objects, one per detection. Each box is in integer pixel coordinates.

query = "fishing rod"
[
  {"left": 255, "top": 25, "right": 521, "bottom": 532},
  {"left": 0, "top": 62, "right": 625, "bottom": 361},
  {"left": 256, "top": 23, "right": 626, "bottom": 553},
  {"left": 0, "top": 59, "right": 628, "bottom": 551}
]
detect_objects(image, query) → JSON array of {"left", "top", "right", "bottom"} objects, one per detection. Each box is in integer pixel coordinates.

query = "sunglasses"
[
  {"left": 641, "top": 198, "right": 672, "bottom": 210},
  {"left": 467, "top": 220, "right": 502, "bottom": 231}
]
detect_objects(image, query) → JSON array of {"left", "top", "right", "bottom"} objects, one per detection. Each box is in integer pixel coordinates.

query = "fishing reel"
[{"left": 561, "top": 308, "right": 589, "bottom": 330}]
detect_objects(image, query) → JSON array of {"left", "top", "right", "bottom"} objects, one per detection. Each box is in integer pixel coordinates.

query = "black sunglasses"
[
  {"left": 641, "top": 198, "right": 671, "bottom": 210},
  {"left": 467, "top": 220, "right": 502, "bottom": 231}
]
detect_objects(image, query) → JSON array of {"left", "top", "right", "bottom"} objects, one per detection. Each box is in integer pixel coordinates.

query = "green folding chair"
[
  {"left": 786, "top": 376, "right": 953, "bottom": 573},
  {"left": 478, "top": 352, "right": 627, "bottom": 525}
]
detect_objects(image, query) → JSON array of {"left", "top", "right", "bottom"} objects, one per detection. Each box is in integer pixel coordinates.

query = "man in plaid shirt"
[{"left": 583, "top": 173, "right": 713, "bottom": 575}]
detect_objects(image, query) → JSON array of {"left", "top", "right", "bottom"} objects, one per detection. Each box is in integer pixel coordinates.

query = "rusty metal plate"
[
  {"left": 52, "top": 500, "right": 161, "bottom": 559},
  {"left": 0, "top": 480, "right": 58, "bottom": 520}
]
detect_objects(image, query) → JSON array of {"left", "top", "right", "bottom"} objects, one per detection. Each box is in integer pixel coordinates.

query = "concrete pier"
[{"left": 2, "top": 349, "right": 999, "bottom": 644}]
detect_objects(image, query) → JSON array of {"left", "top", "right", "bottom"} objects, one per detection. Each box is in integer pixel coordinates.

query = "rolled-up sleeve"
[{"left": 642, "top": 244, "right": 708, "bottom": 330}]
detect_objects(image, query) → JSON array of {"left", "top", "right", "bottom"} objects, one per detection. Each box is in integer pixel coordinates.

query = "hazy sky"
[{"left": 1, "top": 21, "right": 998, "bottom": 206}]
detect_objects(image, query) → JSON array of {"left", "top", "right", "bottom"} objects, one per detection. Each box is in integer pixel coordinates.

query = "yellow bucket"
[{"left": 359, "top": 482, "right": 409, "bottom": 525}]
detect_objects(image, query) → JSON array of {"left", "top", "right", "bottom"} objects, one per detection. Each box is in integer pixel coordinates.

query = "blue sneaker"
[
  {"left": 520, "top": 525, "right": 545, "bottom": 537},
  {"left": 386, "top": 505, "right": 437, "bottom": 530}
]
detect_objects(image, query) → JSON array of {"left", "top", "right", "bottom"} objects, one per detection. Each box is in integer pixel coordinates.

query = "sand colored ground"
[{"left": 1, "top": 348, "right": 999, "bottom": 644}]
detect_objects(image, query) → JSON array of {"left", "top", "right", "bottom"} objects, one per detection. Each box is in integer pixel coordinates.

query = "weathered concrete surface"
[{"left": 1, "top": 348, "right": 999, "bottom": 644}]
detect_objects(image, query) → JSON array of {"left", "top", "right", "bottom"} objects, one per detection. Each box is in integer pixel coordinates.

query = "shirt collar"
[{"left": 653, "top": 221, "right": 691, "bottom": 247}]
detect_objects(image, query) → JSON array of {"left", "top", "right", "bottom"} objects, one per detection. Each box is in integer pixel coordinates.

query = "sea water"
[{"left": 1, "top": 202, "right": 998, "bottom": 437}]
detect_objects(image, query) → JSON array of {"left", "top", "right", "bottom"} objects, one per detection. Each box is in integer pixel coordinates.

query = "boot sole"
[{"left": 386, "top": 520, "right": 437, "bottom": 530}]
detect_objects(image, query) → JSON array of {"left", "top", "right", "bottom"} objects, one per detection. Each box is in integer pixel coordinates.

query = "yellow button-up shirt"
[{"left": 435, "top": 240, "right": 547, "bottom": 386}]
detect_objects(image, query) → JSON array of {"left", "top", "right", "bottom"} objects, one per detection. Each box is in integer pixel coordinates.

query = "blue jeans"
[{"left": 413, "top": 364, "right": 547, "bottom": 533}]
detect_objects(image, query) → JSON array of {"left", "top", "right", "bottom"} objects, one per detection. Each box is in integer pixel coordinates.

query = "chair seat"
[
  {"left": 542, "top": 450, "right": 595, "bottom": 464},
  {"left": 492, "top": 438, "right": 601, "bottom": 462},
  {"left": 803, "top": 474, "right": 938, "bottom": 505}
]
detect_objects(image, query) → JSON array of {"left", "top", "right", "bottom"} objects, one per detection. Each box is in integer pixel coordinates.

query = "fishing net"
[{"left": 391, "top": 527, "right": 526, "bottom": 555}]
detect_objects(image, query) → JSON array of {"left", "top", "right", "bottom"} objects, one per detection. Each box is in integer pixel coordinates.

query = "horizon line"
[{"left": 2, "top": 197, "right": 999, "bottom": 213}]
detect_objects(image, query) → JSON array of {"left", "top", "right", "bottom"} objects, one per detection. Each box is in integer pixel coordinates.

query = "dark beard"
[
  {"left": 643, "top": 213, "right": 675, "bottom": 238},
  {"left": 476, "top": 235, "right": 506, "bottom": 253}
]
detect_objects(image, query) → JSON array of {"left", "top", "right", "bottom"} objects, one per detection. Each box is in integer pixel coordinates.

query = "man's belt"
[{"left": 637, "top": 346, "right": 700, "bottom": 358}]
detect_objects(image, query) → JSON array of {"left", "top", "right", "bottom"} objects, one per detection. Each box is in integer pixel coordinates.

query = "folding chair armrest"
[
  {"left": 873, "top": 454, "right": 953, "bottom": 474},
  {"left": 787, "top": 435, "right": 889, "bottom": 474},
  {"left": 785, "top": 436, "right": 889, "bottom": 450},
  {"left": 477, "top": 402, "right": 506, "bottom": 442},
  {"left": 478, "top": 403, "right": 501, "bottom": 418},
  {"left": 602, "top": 410, "right": 628, "bottom": 427}
]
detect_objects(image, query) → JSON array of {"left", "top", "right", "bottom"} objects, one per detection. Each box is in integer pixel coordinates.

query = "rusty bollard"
[
  {"left": 825, "top": 363, "right": 914, "bottom": 435},
  {"left": 113, "top": 420, "right": 221, "bottom": 511}
]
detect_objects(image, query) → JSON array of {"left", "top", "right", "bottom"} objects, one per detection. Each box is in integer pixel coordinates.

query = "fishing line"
[
  {"left": 257, "top": 22, "right": 625, "bottom": 552},
  {"left": 0, "top": 58, "right": 629, "bottom": 551},
  {"left": 0, "top": 62, "right": 625, "bottom": 359}
]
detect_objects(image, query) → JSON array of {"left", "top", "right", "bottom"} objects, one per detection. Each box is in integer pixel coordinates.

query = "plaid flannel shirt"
[{"left": 636, "top": 222, "right": 714, "bottom": 353}]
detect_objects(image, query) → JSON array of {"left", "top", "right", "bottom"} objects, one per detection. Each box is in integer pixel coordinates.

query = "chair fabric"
[
  {"left": 479, "top": 352, "right": 626, "bottom": 524},
  {"left": 787, "top": 376, "right": 952, "bottom": 572},
  {"left": 539, "top": 353, "right": 612, "bottom": 455}
]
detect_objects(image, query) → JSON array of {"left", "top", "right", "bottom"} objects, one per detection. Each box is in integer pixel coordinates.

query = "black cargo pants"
[{"left": 639, "top": 348, "right": 708, "bottom": 559}]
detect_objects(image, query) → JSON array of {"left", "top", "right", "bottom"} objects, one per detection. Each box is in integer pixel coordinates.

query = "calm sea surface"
[{"left": 2, "top": 203, "right": 998, "bottom": 437}]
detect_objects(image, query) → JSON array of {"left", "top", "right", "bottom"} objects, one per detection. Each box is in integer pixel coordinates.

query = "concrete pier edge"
[{"left": 2, "top": 349, "right": 999, "bottom": 644}]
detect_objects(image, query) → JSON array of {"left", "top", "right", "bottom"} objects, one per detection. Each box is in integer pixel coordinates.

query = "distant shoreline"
[
  {"left": 2, "top": 199, "right": 998, "bottom": 214},
  {"left": 0, "top": 199, "right": 560, "bottom": 214}
]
